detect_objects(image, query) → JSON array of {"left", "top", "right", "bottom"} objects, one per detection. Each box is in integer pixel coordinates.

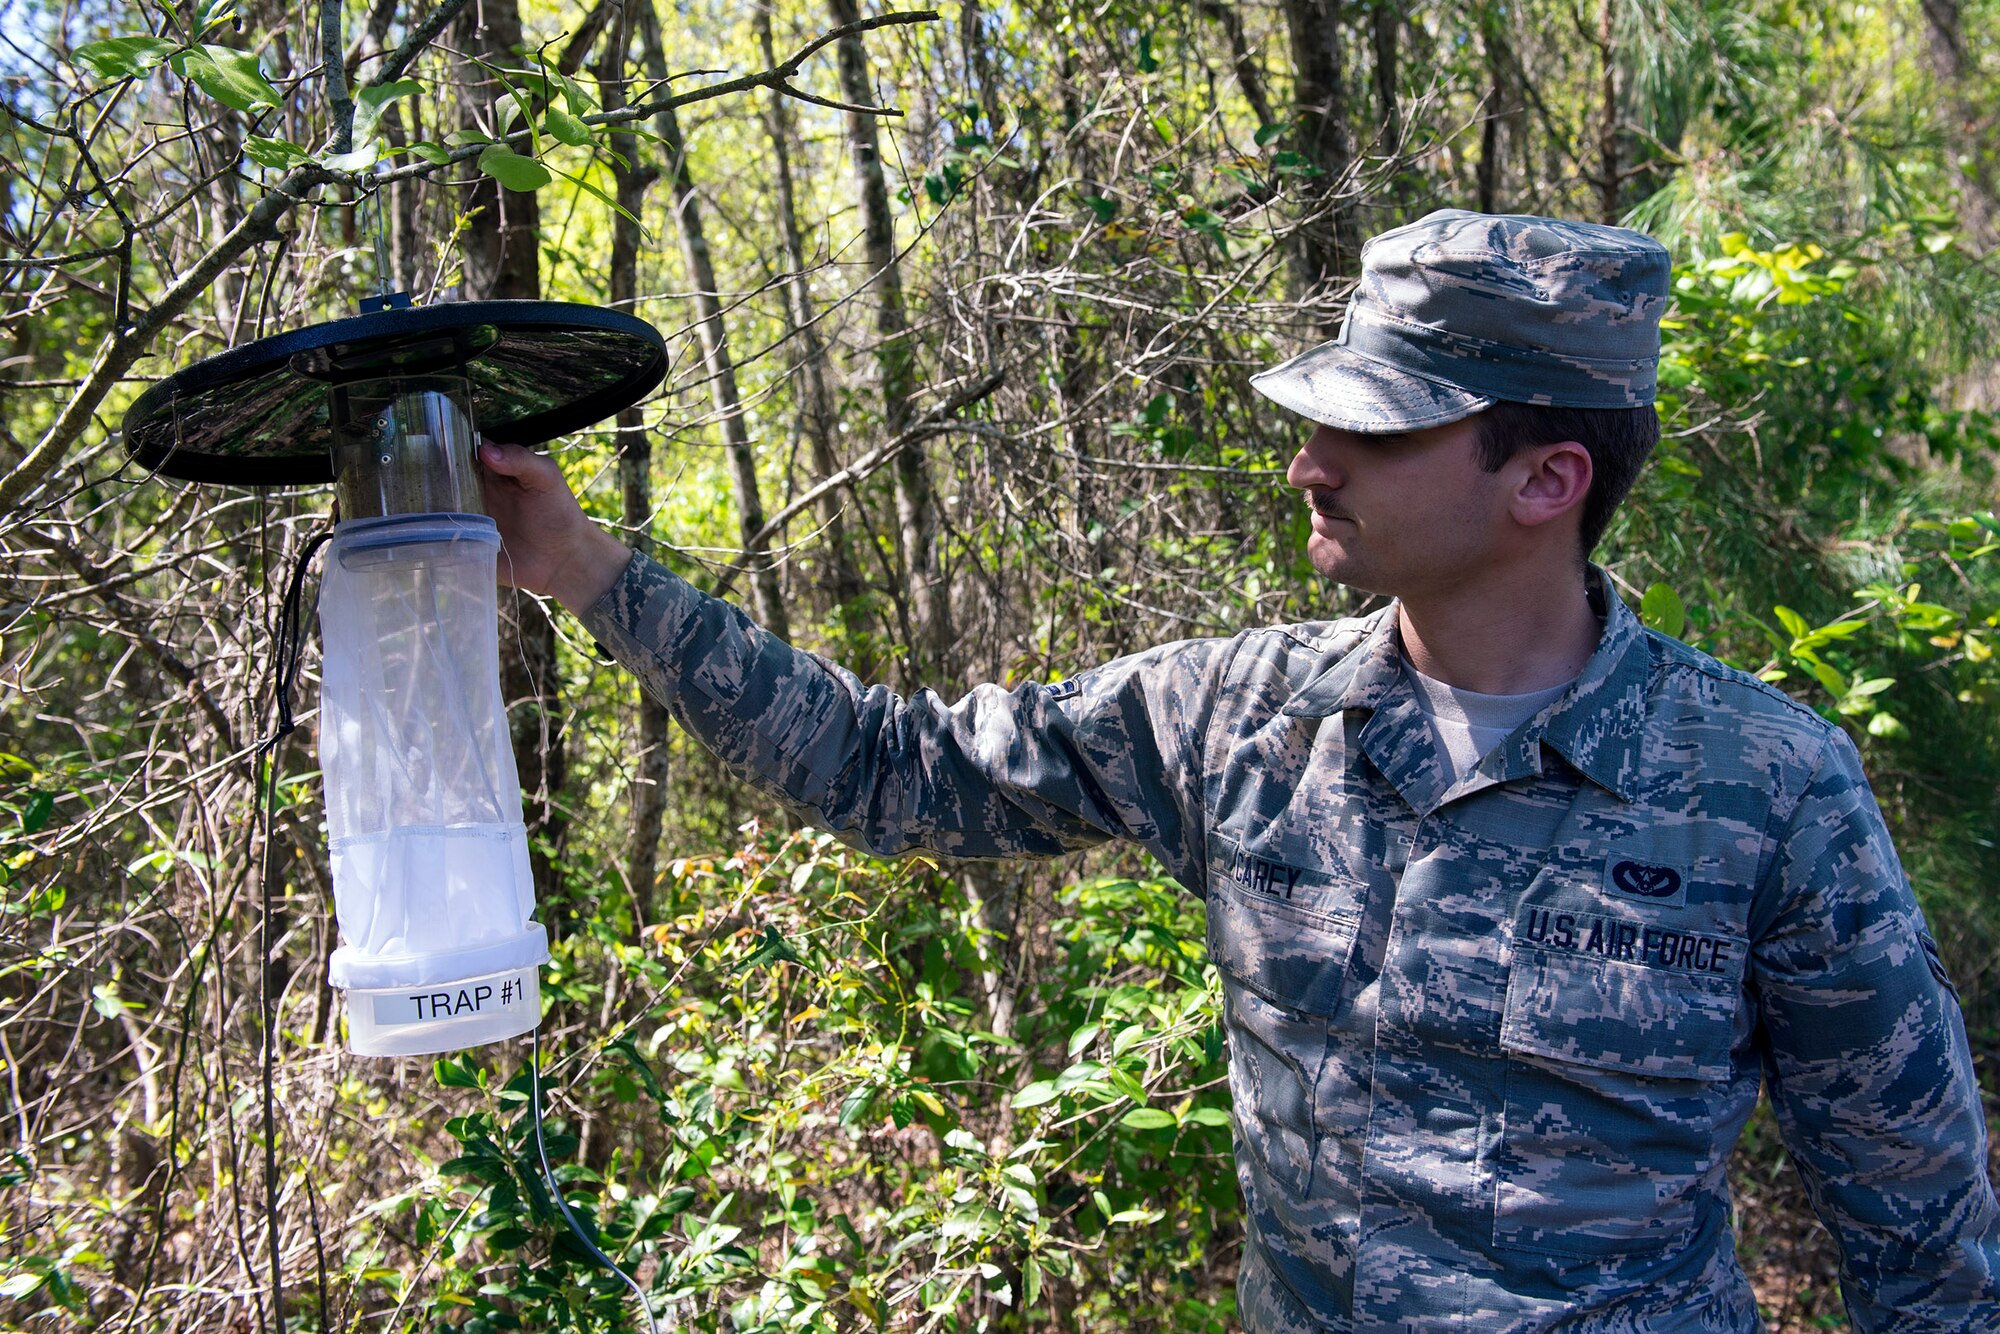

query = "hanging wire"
[
  {"left": 505, "top": 577, "right": 664, "bottom": 1334},
  {"left": 254, "top": 525, "right": 336, "bottom": 1333},
  {"left": 530, "top": 1029, "right": 663, "bottom": 1334}
]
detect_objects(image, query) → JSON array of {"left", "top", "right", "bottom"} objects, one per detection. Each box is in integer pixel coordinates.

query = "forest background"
[{"left": 1, "top": 0, "right": 1997, "bottom": 1329}]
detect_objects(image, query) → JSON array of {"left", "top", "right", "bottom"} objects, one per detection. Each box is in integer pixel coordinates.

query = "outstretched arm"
[{"left": 474, "top": 440, "right": 1224, "bottom": 882}]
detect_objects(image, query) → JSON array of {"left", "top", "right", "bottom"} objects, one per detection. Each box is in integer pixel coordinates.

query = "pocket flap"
[
  {"left": 1501, "top": 946, "right": 1739, "bottom": 1081},
  {"left": 1207, "top": 880, "right": 1361, "bottom": 1019}
]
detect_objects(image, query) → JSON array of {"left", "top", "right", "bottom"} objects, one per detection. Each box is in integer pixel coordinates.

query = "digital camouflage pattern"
[
  {"left": 1251, "top": 210, "right": 1671, "bottom": 431},
  {"left": 579, "top": 553, "right": 2000, "bottom": 1332}
]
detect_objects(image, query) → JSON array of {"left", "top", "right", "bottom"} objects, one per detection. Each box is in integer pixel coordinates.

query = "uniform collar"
[{"left": 1280, "top": 567, "right": 1650, "bottom": 803}]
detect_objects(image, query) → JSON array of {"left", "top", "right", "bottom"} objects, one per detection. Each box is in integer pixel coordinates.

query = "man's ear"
[{"left": 1509, "top": 440, "right": 1592, "bottom": 531}]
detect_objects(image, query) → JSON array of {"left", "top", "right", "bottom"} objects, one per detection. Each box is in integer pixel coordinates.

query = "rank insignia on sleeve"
[{"left": 1041, "top": 678, "right": 1080, "bottom": 702}]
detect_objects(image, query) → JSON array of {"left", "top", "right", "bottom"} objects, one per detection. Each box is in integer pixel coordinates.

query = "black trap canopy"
[{"left": 122, "top": 301, "right": 668, "bottom": 487}]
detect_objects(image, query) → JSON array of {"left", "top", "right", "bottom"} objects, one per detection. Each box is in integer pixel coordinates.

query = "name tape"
[{"left": 1227, "top": 848, "right": 1308, "bottom": 901}]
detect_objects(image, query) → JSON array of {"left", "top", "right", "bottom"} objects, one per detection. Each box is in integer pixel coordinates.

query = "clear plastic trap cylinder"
[
  {"left": 317, "top": 514, "right": 547, "bottom": 1057},
  {"left": 332, "top": 374, "right": 485, "bottom": 520}
]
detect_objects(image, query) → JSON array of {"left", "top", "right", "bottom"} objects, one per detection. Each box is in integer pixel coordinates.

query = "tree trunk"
[
  {"left": 1201, "top": 1, "right": 1275, "bottom": 129},
  {"left": 637, "top": 0, "right": 790, "bottom": 645},
  {"left": 598, "top": 1, "right": 672, "bottom": 926},
  {"left": 827, "top": 0, "right": 951, "bottom": 678},
  {"left": 1280, "top": 0, "right": 1359, "bottom": 317},
  {"left": 1594, "top": 0, "right": 1621, "bottom": 224},
  {"left": 1476, "top": 13, "right": 1512, "bottom": 213},
  {"left": 1919, "top": 0, "right": 1998, "bottom": 252},
  {"left": 756, "top": 3, "right": 864, "bottom": 614},
  {"left": 1369, "top": 0, "right": 1400, "bottom": 155},
  {"left": 454, "top": 0, "right": 570, "bottom": 918}
]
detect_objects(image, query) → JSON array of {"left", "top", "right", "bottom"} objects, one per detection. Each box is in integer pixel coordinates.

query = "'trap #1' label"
[{"left": 370, "top": 972, "right": 534, "bottom": 1027}]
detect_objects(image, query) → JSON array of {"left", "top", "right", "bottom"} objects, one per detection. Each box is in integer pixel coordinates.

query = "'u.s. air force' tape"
[
  {"left": 367, "top": 972, "right": 536, "bottom": 1026},
  {"left": 1518, "top": 908, "right": 1738, "bottom": 976}
]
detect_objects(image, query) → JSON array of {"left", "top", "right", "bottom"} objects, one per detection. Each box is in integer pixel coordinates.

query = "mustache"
[{"left": 1306, "top": 489, "right": 1352, "bottom": 521}]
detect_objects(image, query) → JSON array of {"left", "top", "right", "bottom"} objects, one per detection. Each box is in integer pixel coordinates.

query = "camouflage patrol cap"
[{"left": 1251, "top": 209, "right": 1671, "bottom": 432}]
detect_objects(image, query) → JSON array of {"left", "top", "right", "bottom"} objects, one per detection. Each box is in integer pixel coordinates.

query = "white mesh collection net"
[{"left": 317, "top": 513, "right": 547, "bottom": 1054}]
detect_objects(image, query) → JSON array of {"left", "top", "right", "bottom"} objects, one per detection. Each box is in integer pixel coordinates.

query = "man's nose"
[{"left": 1287, "top": 437, "right": 1338, "bottom": 490}]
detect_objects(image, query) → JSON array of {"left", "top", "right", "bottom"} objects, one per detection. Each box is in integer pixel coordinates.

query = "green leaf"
[
  {"left": 435, "top": 1055, "right": 484, "bottom": 1088},
  {"left": 837, "top": 1083, "right": 878, "bottom": 1126},
  {"left": 1082, "top": 194, "right": 1119, "bottom": 224},
  {"left": 21, "top": 791, "right": 54, "bottom": 834},
  {"left": 352, "top": 78, "right": 422, "bottom": 145},
  {"left": 477, "top": 146, "right": 551, "bottom": 192},
  {"left": 543, "top": 161, "right": 645, "bottom": 231},
  {"left": 1772, "top": 605, "right": 1810, "bottom": 640},
  {"left": 732, "top": 923, "right": 802, "bottom": 973},
  {"left": 1639, "top": 582, "right": 1686, "bottom": 639},
  {"left": 243, "top": 136, "right": 310, "bottom": 168},
  {"left": 321, "top": 143, "right": 379, "bottom": 173},
  {"left": 1119, "top": 1107, "right": 1175, "bottom": 1130},
  {"left": 1022, "top": 1256, "right": 1042, "bottom": 1307},
  {"left": 74, "top": 36, "right": 176, "bottom": 80},
  {"left": 402, "top": 141, "right": 452, "bottom": 164},
  {"left": 1184, "top": 1106, "right": 1232, "bottom": 1127},
  {"left": 557, "top": 71, "right": 595, "bottom": 116},
  {"left": 1254, "top": 121, "right": 1290, "bottom": 147},
  {"left": 173, "top": 45, "right": 281, "bottom": 112},
  {"left": 608, "top": 1035, "right": 671, "bottom": 1113},
  {"left": 543, "top": 104, "right": 591, "bottom": 147},
  {"left": 1136, "top": 31, "right": 1159, "bottom": 74},
  {"left": 1065, "top": 1023, "right": 1099, "bottom": 1057},
  {"left": 91, "top": 983, "right": 124, "bottom": 1019},
  {"left": 1867, "top": 711, "right": 1908, "bottom": 738},
  {"left": 1010, "top": 1080, "right": 1059, "bottom": 1109},
  {"left": 0, "top": 1272, "right": 45, "bottom": 1299},
  {"left": 193, "top": 0, "right": 240, "bottom": 36}
]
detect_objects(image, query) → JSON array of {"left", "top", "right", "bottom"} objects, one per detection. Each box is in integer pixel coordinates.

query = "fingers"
[{"left": 478, "top": 439, "right": 560, "bottom": 488}]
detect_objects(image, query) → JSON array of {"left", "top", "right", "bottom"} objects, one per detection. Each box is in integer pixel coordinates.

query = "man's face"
[{"left": 1285, "top": 417, "right": 1514, "bottom": 599}]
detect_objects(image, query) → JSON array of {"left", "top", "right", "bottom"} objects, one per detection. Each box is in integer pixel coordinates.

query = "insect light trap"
[{"left": 123, "top": 301, "right": 667, "bottom": 1056}]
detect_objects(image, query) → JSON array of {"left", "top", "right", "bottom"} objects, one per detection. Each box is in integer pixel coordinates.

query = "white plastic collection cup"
[{"left": 317, "top": 513, "right": 549, "bottom": 1056}]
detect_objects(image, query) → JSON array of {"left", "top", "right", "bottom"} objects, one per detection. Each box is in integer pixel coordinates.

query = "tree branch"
[
  {"left": 713, "top": 370, "right": 1002, "bottom": 595},
  {"left": 374, "top": 0, "right": 480, "bottom": 86},
  {"left": 321, "top": 0, "right": 354, "bottom": 154},
  {"left": 364, "top": 9, "right": 937, "bottom": 188},
  {"left": 0, "top": 4, "right": 938, "bottom": 520}
]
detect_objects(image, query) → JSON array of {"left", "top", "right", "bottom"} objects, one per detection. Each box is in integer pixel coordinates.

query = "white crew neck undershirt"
[{"left": 1399, "top": 658, "right": 1576, "bottom": 784}]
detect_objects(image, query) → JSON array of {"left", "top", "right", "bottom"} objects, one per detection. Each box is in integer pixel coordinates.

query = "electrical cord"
[
  {"left": 255, "top": 526, "right": 336, "bottom": 1334},
  {"left": 502, "top": 563, "right": 663, "bottom": 1334},
  {"left": 529, "top": 1028, "right": 663, "bottom": 1334}
]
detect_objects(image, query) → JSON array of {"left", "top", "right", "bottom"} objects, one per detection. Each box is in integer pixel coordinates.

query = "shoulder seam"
[{"left": 1645, "top": 631, "right": 1835, "bottom": 735}]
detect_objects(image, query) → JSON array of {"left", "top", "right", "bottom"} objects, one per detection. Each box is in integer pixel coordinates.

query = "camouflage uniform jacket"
[{"left": 580, "top": 553, "right": 2000, "bottom": 1332}]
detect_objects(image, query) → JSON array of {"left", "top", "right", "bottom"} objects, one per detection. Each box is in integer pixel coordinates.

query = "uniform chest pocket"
[
  {"left": 1493, "top": 934, "right": 1746, "bottom": 1260},
  {"left": 1206, "top": 850, "right": 1363, "bottom": 1199}
]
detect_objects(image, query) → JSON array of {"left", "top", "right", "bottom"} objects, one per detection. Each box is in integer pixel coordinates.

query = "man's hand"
[{"left": 478, "top": 441, "right": 632, "bottom": 612}]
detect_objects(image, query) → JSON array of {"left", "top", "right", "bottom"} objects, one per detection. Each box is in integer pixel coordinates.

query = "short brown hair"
[{"left": 1472, "top": 402, "right": 1660, "bottom": 555}]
